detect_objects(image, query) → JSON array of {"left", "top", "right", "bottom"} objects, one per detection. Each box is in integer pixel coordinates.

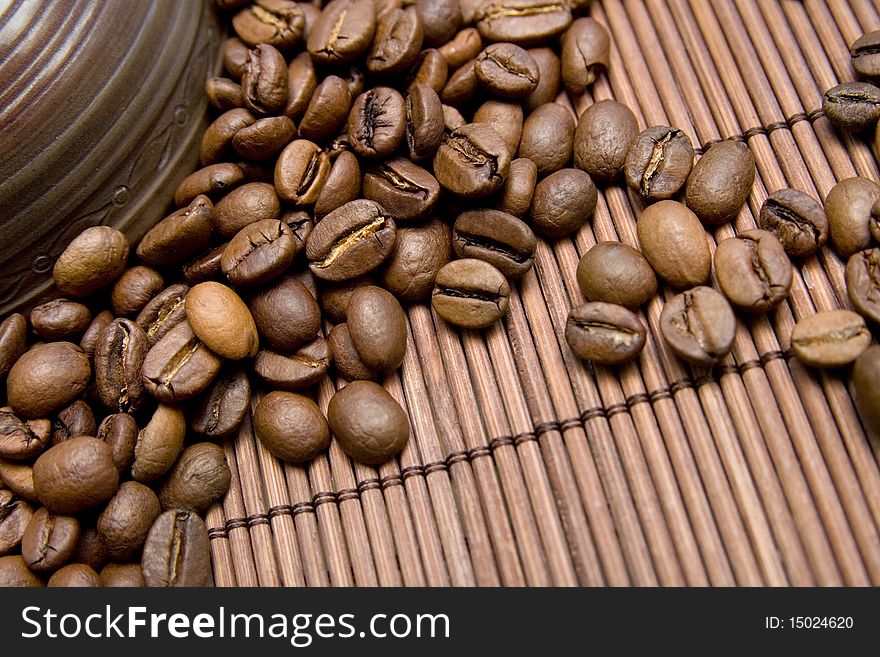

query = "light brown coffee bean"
[
  {"left": 518, "top": 102, "right": 575, "bottom": 176},
  {"left": 791, "top": 310, "right": 871, "bottom": 368},
  {"left": 472, "top": 100, "right": 523, "bottom": 157},
  {"left": 131, "top": 405, "right": 186, "bottom": 483},
  {"left": 561, "top": 17, "right": 609, "bottom": 96},
  {"left": 7, "top": 342, "right": 91, "bottom": 419},
  {"left": 852, "top": 345, "right": 880, "bottom": 434},
  {"left": 846, "top": 248, "right": 880, "bottom": 325},
  {"left": 232, "top": 0, "right": 305, "bottom": 49},
  {"left": 29, "top": 300, "right": 91, "bottom": 341},
  {"left": 53, "top": 226, "right": 129, "bottom": 297},
  {"left": 714, "top": 230, "right": 792, "bottom": 313},
  {"left": 660, "top": 287, "right": 736, "bottom": 366},
  {"left": 497, "top": 157, "right": 537, "bottom": 218},
  {"left": 573, "top": 100, "right": 638, "bottom": 183},
  {"left": 174, "top": 163, "right": 246, "bottom": 207},
  {"left": 0, "top": 314, "right": 26, "bottom": 380},
  {"left": 637, "top": 200, "right": 711, "bottom": 289},
  {"left": 758, "top": 188, "right": 829, "bottom": 258},
  {"left": 825, "top": 177, "right": 880, "bottom": 258},
  {"left": 0, "top": 554, "right": 43, "bottom": 586},
  {"left": 185, "top": 282, "right": 258, "bottom": 361},
  {"left": 432, "top": 258, "right": 510, "bottom": 328},
  {"left": 624, "top": 126, "right": 694, "bottom": 201}
]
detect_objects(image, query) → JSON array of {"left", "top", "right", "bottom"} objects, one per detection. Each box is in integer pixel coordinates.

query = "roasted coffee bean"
[
  {"left": 872, "top": 199, "right": 880, "bottom": 243},
  {"left": 497, "top": 157, "right": 538, "bottom": 218},
  {"left": 275, "top": 139, "right": 331, "bottom": 206},
  {"left": 381, "top": 218, "right": 452, "bottom": 301},
  {"left": 851, "top": 29, "right": 880, "bottom": 78},
  {"left": 132, "top": 405, "right": 186, "bottom": 483},
  {"left": 142, "top": 320, "right": 222, "bottom": 403},
  {"left": 174, "top": 163, "right": 245, "bottom": 207},
  {"left": 111, "top": 267, "right": 164, "bottom": 317},
  {"left": 624, "top": 126, "right": 694, "bottom": 201},
  {"left": 637, "top": 200, "right": 711, "bottom": 289},
  {"left": 822, "top": 81, "right": 880, "bottom": 131},
  {"left": 254, "top": 391, "right": 330, "bottom": 463},
  {"left": 0, "top": 554, "right": 43, "bottom": 586},
  {"left": 518, "top": 102, "right": 575, "bottom": 176},
  {"left": 660, "top": 287, "right": 736, "bottom": 366},
  {"left": 0, "top": 490, "right": 31, "bottom": 555},
  {"left": 53, "top": 226, "right": 129, "bottom": 297},
  {"left": 200, "top": 108, "right": 255, "bottom": 166},
  {"left": 213, "top": 183, "right": 280, "bottom": 239},
  {"left": 530, "top": 168, "right": 597, "bottom": 238},
  {"left": 237, "top": 157, "right": 276, "bottom": 183},
  {"left": 241, "top": 43, "right": 288, "bottom": 116},
  {"left": 100, "top": 563, "right": 144, "bottom": 587},
  {"left": 97, "top": 481, "right": 161, "bottom": 561},
  {"left": 852, "top": 345, "right": 880, "bottom": 434},
  {"left": 473, "top": 99, "right": 523, "bottom": 156},
  {"left": 348, "top": 87, "right": 407, "bottom": 159},
  {"left": 368, "top": 7, "right": 424, "bottom": 74},
  {"left": 329, "top": 324, "right": 377, "bottom": 381},
  {"left": 328, "top": 381, "right": 409, "bottom": 465},
  {"left": 576, "top": 242, "right": 657, "bottom": 309},
  {"left": 523, "top": 47, "right": 560, "bottom": 112},
  {"left": 315, "top": 151, "right": 362, "bottom": 219},
  {"left": 185, "top": 282, "right": 258, "bottom": 361},
  {"left": 319, "top": 275, "right": 377, "bottom": 322},
  {"left": 0, "top": 409, "right": 50, "bottom": 460},
  {"left": 142, "top": 509, "right": 210, "bottom": 587},
  {"left": 298, "top": 75, "right": 353, "bottom": 142},
  {"left": 222, "top": 219, "right": 298, "bottom": 287},
  {"left": 347, "top": 286, "right": 407, "bottom": 374},
  {"left": 573, "top": 100, "right": 638, "bottom": 183},
  {"left": 70, "top": 523, "right": 109, "bottom": 572},
  {"left": 759, "top": 189, "right": 828, "bottom": 258},
  {"left": 232, "top": 115, "right": 296, "bottom": 160},
  {"left": 30, "top": 299, "right": 91, "bottom": 341},
  {"left": 825, "top": 177, "right": 880, "bottom": 258},
  {"left": 562, "top": 17, "right": 609, "bottom": 96},
  {"left": 409, "top": 48, "right": 449, "bottom": 92},
  {"left": 453, "top": 209, "right": 536, "bottom": 278},
  {"left": 7, "top": 342, "right": 91, "bottom": 419},
  {"left": 475, "top": 42, "right": 540, "bottom": 98},
  {"left": 306, "top": 199, "right": 397, "bottom": 281},
  {"left": 283, "top": 53, "right": 315, "bottom": 121},
  {"left": 565, "top": 302, "right": 646, "bottom": 365},
  {"left": 434, "top": 123, "right": 511, "bottom": 198},
  {"left": 48, "top": 563, "right": 102, "bottom": 587},
  {"left": 79, "top": 310, "right": 113, "bottom": 360},
  {"left": 846, "top": 248, "right": 880, "bottom": 325},
  {"left": 249, "top": 276, "right": 321, "bottom": 351},
  {"left": 442, "top": 103, "right": 467, "bottom": 132},
  {"left": 96, "top": 413, "right": 138, "bottom": 476},
  {"left": 714, "top": 230, "right": 792, "bottom": 313},
  {"left": 416, "top": 0, "right": 460, "bottom": 46},
  {"left": 282, "top": 209, "right": 314, "bottom": 255},
  {"left": 432, "top": 258, "right": 510, "bottom": 328},
  {"left": 232, "top": 0, "right": 305, "bottom": 49},
  {"left": 191, "top": 368, "right": 251, "bottom": 438},
  {"left": 33, "top": 437, "right": 118, "bottom": 514},
  {"left": 475, "top": 0, "right": 572, "bottom": 46},
  {"left": 95, "top": 319, "right": 148, "bottom": 412},
  {"left": 136, "top": 283, "right": 189, "bottom": 348},
  {"left": 223, "top": 36, "right": 249, "bottom": 81},
  {"left": 363, "top": 158, "right": 440, "bottom": 221},
  {"left": 438, "top": 27, "right": 482, "bottom": 68},
  {"left": 0, "top": 459, "right": 37, "bottom": 502},
  {"left": 0, "top": 313, "right": 26, "bottom": 379},
  {"left": 22, "top": 506, "right": 80, "bottom": 572},
  {"left": 307, "top": 0, "right": 377, "bottom": 64},
  {"left": 685, "top": 140, "right": 755, "bottom": 225},
  {"left": 206, "top": 76, "right": 243, "bottom": 111},
  {"left": 252, "top": 337, "right": 331, "bottom": 389},
  {"left": 51, "top": 400, "right": 96, "bottom": 446},
  {"left": 137, "top": 195, "right": 214, "bottom": 266},
  {"left": 406, "top": 83, "right": 445, "bottom": 162},
  {"left": 440, "top": 58, "right": 479, "bottom": 105},
  {"left": 791, "top": 310, "right": 871, "bottom": 368},
  {"left": 158, "top": 443, "right": 231, "bottom": 513}
]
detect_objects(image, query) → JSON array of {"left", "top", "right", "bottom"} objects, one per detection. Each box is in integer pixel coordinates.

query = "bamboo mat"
[{"left": 204, "top": 0, "right": 880, "bottom": 587}]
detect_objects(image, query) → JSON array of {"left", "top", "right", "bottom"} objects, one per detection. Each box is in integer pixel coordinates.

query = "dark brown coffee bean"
[
  {"left": 416, "top": 0, "right": 460, "bottom": 46},
  {"left": 792, "top": 310, "right": 871, "bottom": 368},
  {"left": 253, "top": 337, "right": 331, "bottom": 390},
  {"left": 0, "top": 314, "right": 26, "bottom": 379},
  {"left": 0, "top": 490, "right": 31, "bottom": 555},
  {"left": 530, "top": 168, "right": 597, "bottom": 238},
  {"left": 319, "top": 275, "right": 377, "bottom": 322},
  {"left": 453, "top": 209, "right": 536, "bottom": 278},
  {"left": 576, "top": 242, "right": 657, "bottom": 309},
  {"left": 561, "top": 17, "right": 609, "bottom": 96},
  {"left": 254, "top": 391, "right": 330, "bottom": 463},
  {"left": 306, "top": 199, "right": 397, "bottom": 281},
  {"left": 573, "top": 100, "right": 638, "bottom": 183},
  {"left": 232, "top": 116, "right": 296, "bottom": 160},
  {"left": 624, "top": 126, "right": 694, "bottom": 201},
  {"left": 283, "top": 209, "right": 314, "bottom": 255},
  {"left": 823, "top": 81, "right": 880, "bottom": 131},
  {"left": 406, "top": 83, "right": 445, "bottom": 162},
  {"left": 0, "top": 458, "right": 37, "bottom": 502},
  {"left": 348, "top": 87, "right": 407, "bottom": 159},
  {"left": 432, "top": 258, "right": 510, "bottom": 328},
  {"left": 95, "top": 319, "right": 148, "bottom": 412},
  {"left": 33, "top": 437, "right": 118, "bottom": 514},
  {"left": 136, "top": 283, "right": 189, "bottom": 348},
  {"left": 214, "top": 183, "right": 280, "bottom": 239},
  {"left": 201, "top": 108, "right": 256, "bottom": 166},
  {"left": 142, "top": 321, "right": 222, "bottom": 404},
  {"left": 78, "top": 310, "right": 111, "bottom": 360},
  {"left": 132, "top": 405, "right": 186, "bottom": 483},
  {"left": 275, "top": 139, "right": 331, "bottom": 206},
  {"left": 191, "top": 368, "right": 250, "bottom": 439},
  {"left": 328, "top": 381, "right": 409, "bottom": 464},
  {"left": 825, "top": 177, "right": 880, "bottom": 258},
  {"left": 206, "top": 76, "right": 244, "bottom": 111},
  {"left": 329, "top": 324, "right": 377, "bottom": 381},
  {"left": 434, "top": 123, "right": 511, "bottom": 198},
  {"left": 47, "top": 563, "right": 102, "bottom": 587},
  {"left": 714, "top": 230, "right": 792, "bottom": 313},
  {"left": 232, "top": 0, "right": 305, "bottom": 49},
  {"left": 0, "top": 554, "right": 43, "bottom": 586},
  {"left": 0, "top": 409, "right": 50, "bottom": 461},
  {"left": 473, "top": 99, "right": 523, "bottom": 155},
  {"left": 51, "top": 402, "right": 95, "bottom": 447},
  {"left": 408, "top": 48, "right": 449, "bottom": 92},
  {"left": 347, "top": 286, "right": 407, "bottom": 374},
  {"left": 70, "top": 523, "right": 109, "bottom": 572},
  {"left": 299, "top": 75, "right": 353, "bottom": 142},
  {"left": 475, "top": 0, "right": 571, "bottom": 45},
  {"left": 851, "top": 29, "right": 880, "bottom": 78},
  {"left": 438, "top": 27, "right": 482, "bottom": 68},
  {"left": 368, "top": 7, "right": 424, "bottom": 74},
  {"left": 222, "top": 219, "right": 298, "bottom": 287},
  {"left": 137, "top": 195, "right": 214, "bottom": 266},
  {"left": 7, "top": 342, "right": 91, "bottom": 419},
  {"left": 183, "top": 245, "right": 228, "bottom": 285},
  {"left": 186, "top": 282, "right": 259, "bottom": 361},
  {"left": 758, "top": 188, "right": 828, "bottom": 258},
  {"left": 97, "top": 481, "right": 161, "bottom": 561},
  {"left": 29, "top": 299, "right": 91, "bottom": 341},
  {"left": 96, "top": 413, "right": 139, "bottom": 476},
  {"left": 685, "top": 140, "right": 756, "bottom": 225},
  {"left": 53, "top": 226, "right": 129, "bottom": 297},
  {"left": 523, "top": 47, "right": 560, "bottom": 112},
  {"left": 307, "top": 0, "right": 377, "bottom": 64},
  {"left": 565, "top": 302, "right": 646, "bottom": 365},
  {"left": 314, "top": 151, "right": 362, "bottom": 220},
  {"left": 157, "top": 443, "right": 230, "bottom": 513},
  {"left": 174, "top": 163, "right": 245, "bottom": 207},
  {"left": 381, "top": 217, "right": 451, "bottom": 301},
  {"left": 637, "top": 200, "right": 711, "bottom": 289},
  {"left": 111, "top": 267, "right": 164, "bottom": 318},
  {"left": 142, "top": 509, "right": 209, "bottom": 587},
  {"left": 518, "top": 102, "right": 575, "bottom": 176},
  {"left": 21, "top": 506, "right": 80, "bottom": 572},
  {"left": 660, "top": 287, "right": 736, "bottom": 366},
  {"left": 363, "top": 158, "right": 440, "bottom": 222},
  {"left": 496, "top": 157, "right": 537, "bottom": 218},
  {"left": 440, "top": 58, "right": 478, "bottom": 105},
  {"left": 852, "top": 345, "right": 880, "bottom": 434},
  {"left": 223, "top": 36, "right": 249, "bottom": 80},
  {"left": 871, "top": 199, "right": 880, "bottom": 243},
  {"left": 475, "top": 42, "right": 539, "bottom": 98},
  {"left": 241, "top": 43, "right": 288, "bottom": 115},
  {"left": 249, "top": 276, "right": 321, "bottom": 351},
  {"left": 282, "top": 52, "right": 315, "bottom": 120},
  {"left": 100, "top": 562, "right": 144, "bottom": 587},
  {"left": 847, "top": 248, "right": 880, "bottom": 325}
]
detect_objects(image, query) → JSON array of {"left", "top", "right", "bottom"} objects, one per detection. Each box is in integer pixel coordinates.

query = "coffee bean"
[
  {"left": 319, "top": 275, "right": 377, "bottom": 323},
  {"left": 0, "top": 314, "right": 26, "bottom": 379},
  {"left": 348, "top": 87, "right": 407, "bottom": 159},
  {"left": 453, "top": 209, "right": 536, "bottom": 278},
  {"left": 852, "top": 345, "right": 880, "bottom": 434},
  {"left": 157, "top": 443, "right": 231, "bottom": 513},
  {"left": 660, "top": 286, "right": 736, "bottom": 366},
  {"left": 530, "top": 168, "right": 597, "bottom": 237},
  {"left": 241, "top": 43, "right": 288, "bottom": 116},
  {"left": 406, "top": 83, "right": 445, "bottom": 161},
  {"left": 576, "top": 242, "right": 657, "bottom": 309},
  {"left": 0, "top": 490, "right": 32, "bottom": 556},
  {"left": 280, "top": 50, "right": 312, "bottom": 113},
  {"left": 0, "top": 554, "right": 43, "bottom": 586},
  {"left": 473, "top": 100, "right": 523, "bottom": 157},
  {"left": 434, "top": 123, "right": 511, "bottom": 198},
  {"left": 475, "top": 42, "right": 540, "bottom": 98},
  {"left": 523, "top": 47, "right": 560, "bottom": 112},
  {"left": 78, "top": 310, "right": 112, "bottom": 360},
  {"left": 368, "top": 7, "right": 424, "bottom": 74},
  {"left": 97, "top": 481, "right": 161, "bottom": 561},
  {"left": 21, "top": 506, "right": 80, "bottom": 572},
  {"left": 347, "top": 286, "right": 407, "bottom": 374},
  {"left": 186, "top": 282, "right": 259, "bottom": 361},
  {"left": 221, "top": 219, "right": 298, "bottom": 287},
  {"left": 432, "top": 258, "right": 510, "bottom": 328},
  {"left": 416, "top": 0, "right": 460, "bottom": 46},
  {"left": 249, "top": 276, "right": 321, "bottom": 351},
  {"left": 791, "top": 310, "right": 871, "bottom": 368},
  {"left": 132, "top": 405, "right": 186, "bottom": 483},
  {"left": 191, "top": 368, "right": 250, "bottom": 438},
  {"left": 111, "top": 266, "right": 164, "bottom": 317},
  {"left": 69, "top": 523, "right": 109, "bottom": 572},
  {"left": 825, "top": 176, "right": 880, "bottom": 258},
  {"left": 758, "top": 188, "right": 828, "bottom": 258},
  {"left": 206, "top": 76, "right": 244, "bottom": 111},
  {"left": 100, "top": 562, "right": 144, "bottom": 587},
  {"left": 223, "top": 36, "right": 249, "bottom": 81},
  {"left": 381, "top": 218, "right": 451, "bottom": 301},
  {"left": 518, "top": 102, "right": 575, "bottom": 176},
  {"left": 254, "top": 391, "right": 330, "bottom": 463},
  {"left": 846, "top": 248, "right": 880, "bottom": 325},
  {"left": 637, "top": 200, "right": 711, "bottom": 289},
  {"left": 233, "top": 115, "right": 297, "bottom": 160},
  {"left": 851, "top": 29, "right": 880, "bottom": 78},
  {"left": 438, "top": 27, "right": 482, "bottom": 68},
  {"left": 274, "top": 139, "right": 331, "bottom": 206},
  {"left": 363, "top": 157, "right": 440, "bottom": 221},
  {"left": 141, "top": 509, "right": 210, "bottom": 587},
  {"left": 232, "top": 0, "right": 304, "bottom": 48},
  {"left": 214, "top": 182, "right": 281, "bottom": 239},
  {"left": 685, "top": 140, "right": 755, "bottom": 225},
  {"left": 562, "top": 17, "right": 610, "bottom": 96},
  {"left": 138, "top": 195, "right": 215, "bottom": 267},
  {"left": 872, "top": 199, "right": 880, "bottom": 243},
  {"left": 328, "top": 381, "right": 409, "bottom": 464},
  {"left": 7, "top": 342, "right": 91, "bottom": 419},
  {"left": 0, "top": 409, "right": 50, "bottom": 460},
  {"left": 53, "top": 226, "right": 129, "bottom": 297},
  {"left": 253, "top": 337, "right": 331, "bottom": 390},
  {"left": 142, "top": 320, "right": 222, "bottom": 403},
  {"left": 201, "top": 108, "right": 255, "bottom": 166},
  {"left": 307, "top": 0, "right": 377, "bottom": 64},
  {"left": 33, "top": 437, "right": 119, "bottom": 514},
  {"left": 175, "top": 163, "right": 246, "bottom": 207},
  {"left": 282, "top": 209, "right": 314, "bottom": 256},
  {"left": 299, "top": 75, "right": 353, "bottom": 142},
  {"left": 624, "top": 126, "right": 694, "bottom": 201},
  {"left": 442, "top": 103, "right": 467, "bottom": 132},
  {"left": 408, "top": 48, "right": 449, "bottom": 92},
  {"left": 51, "top": 400, "right": 96, "bottom": 446},
  {"left": 47, "top": 563, "right": 102, "bottom": 587},
  {"left": 136, "top": 283, "right": 189, "bottom": 348},
  {"left": 823, "top": 81, "right": 880, "bottom": 131},
  {"left": 565, "top": 302, "right": 646, "bottom": 365},
  {"left": 573, "top": 100, "right": 638, "bottom": 183},
  {"left": 29, "top": 299, "right": 91, "bottom": 341},
  {"left": 96, "top": 413, "right": 139, "bottom": 476},
  {"left": 497, "top": 157, "right": 538, "bottom": 218},
  {"left": 94, "top": 318, "right": 148, "bottom": 412},
  {"left": 441, "top": 59, "right": 479, "bottom": 105},
  {"left": 714, "top": 230, "right": 792, "bottom": 313},
  {"left": 329, "top": 324, "right": 378, "bottom": 381},
  {"left": 0, "top": 457, "right": 37, "bottom": 501},
  {"left": 475, "top": 0, "right": 572, "bottom": 45},
  {"left": 315, "top": 151, "right": 362, "bottom": 219}
]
